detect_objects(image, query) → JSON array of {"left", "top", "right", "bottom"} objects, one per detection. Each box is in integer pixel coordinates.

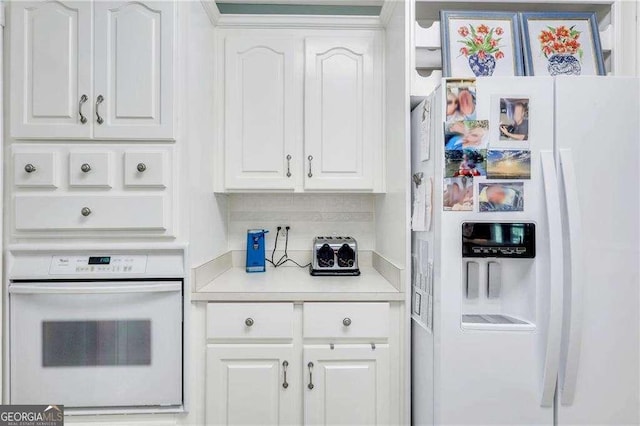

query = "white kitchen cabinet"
[
  {"left": 10, "top": 1, "right": 92, "bottom": 139},
  {"left": 304, "top": 35, "right": 382, "bottom": 191},
  {"left": 9, "top": 0, "right": 175, "bottom": 140},
  {"left": 206, "top": 344, "right": 300, "bottom": 425},
  {"left": 13, "top": 152, "right": 58, "bottom": 188},
  {"left": 94, "top": 1, "right": 175, "bottom": 139},
  {"left": 304, "top": 344, "right": 390, "bottom": 426},
  {"left": 69, "top": 152, "right": 112, "bottom": 188},
  {"left": 205, "top": 302, "right": 394, "bottom": 425},
  {"left": 14, "top": 195, "right": 166, "bottom": 231},
  {"left": 224, "top": 36, "right": 302, "bottom": 190},
  {"left": 123, "top": 151, "right": 167, "bottom": 188},
  {"left": 11, "top": 144, "right": 174, "bottom": 238},
  {"left": 218, "top": 29, "right": 383, "bottom": 192}
]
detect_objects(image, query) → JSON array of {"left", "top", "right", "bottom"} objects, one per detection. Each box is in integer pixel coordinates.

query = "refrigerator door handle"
[
  {"left": 540, "top": 151, "right": 564, "bottom": 407},
  {"left": 558, "top": 149, "right": 583, "bottom": 405}
]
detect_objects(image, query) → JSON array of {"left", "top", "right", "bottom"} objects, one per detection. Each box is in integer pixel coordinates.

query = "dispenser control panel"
[
  {"left": 462, "top": 222, "right": 535, "bottom": 258},
  {"left": 49, "top": 255, "right": 148, "bottom": 274}
]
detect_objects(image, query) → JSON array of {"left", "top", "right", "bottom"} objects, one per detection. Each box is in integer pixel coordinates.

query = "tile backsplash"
[{"left": 228, "top": 194, "right": 375, "bottom": 251}]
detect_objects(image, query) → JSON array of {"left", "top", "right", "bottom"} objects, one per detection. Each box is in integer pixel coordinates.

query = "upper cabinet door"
[
  {"left": 10, "top": 1, "right": 92, "bottom": 139},
  {"left": 224, "top": 36, "right": 302, "bottom": 190},
  {"left": 93, "top": 1, "right": 175, "bottom": 140},
  {"left": 304, "top": 34, "right": 382, "bottom": 191}
]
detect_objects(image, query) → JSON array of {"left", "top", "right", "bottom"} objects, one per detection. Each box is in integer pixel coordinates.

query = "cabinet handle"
[
  {"left": 79, "top": 94, "right": 88, "bottom": 124},
  {"left": 137, "top": 163, "right": 147, "bottom": 172},
  {"left": 307, "top": 362, "right": 314, "bottom": 390},
  {"left": 24, "top": 164, "right": 36, "bottom": 173},
  {"left": 307, "top": 155, "right": 313, "bottom": 178},
  {"left": 282, "top": 360, "right": 289, "bottom": 389},
  {"left": 286, "top": 155, "right": 292, "bottom": 178},
  {"left": 343, "top": 317, "right": 352, "bottom": 327},
  {"left": 245, "top": 317, "right": 254, "bottom": 327},
  {"left": 81, "top": 207, "right": 92, "bottom": 217},
  {"left": 81, "top": 163, "right": 91, "bottom": 173},
  {"left": 96, "top": 95, "right": 104, "bottom": 124}
]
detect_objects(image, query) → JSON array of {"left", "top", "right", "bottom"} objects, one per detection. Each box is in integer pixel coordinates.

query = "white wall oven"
[{"left": 7, "top": 248, "right": 185, "bottom": 413}]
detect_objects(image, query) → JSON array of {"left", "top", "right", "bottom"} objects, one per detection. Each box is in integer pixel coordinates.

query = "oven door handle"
[{"left": 8, "top": 282, "right": 181, "bottom": 295}]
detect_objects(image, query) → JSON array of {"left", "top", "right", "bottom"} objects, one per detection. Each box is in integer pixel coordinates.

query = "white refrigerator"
[{"left": 410, "top": 76, "right": 639, "bottom": 425}]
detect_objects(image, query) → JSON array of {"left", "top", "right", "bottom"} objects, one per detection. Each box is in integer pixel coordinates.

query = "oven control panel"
[{"left": 49, "top": 255, "right": 148, "bottom": 275}]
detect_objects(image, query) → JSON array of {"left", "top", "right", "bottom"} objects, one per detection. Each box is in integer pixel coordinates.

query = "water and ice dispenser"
[{"left": 461, "top": 222, "right": 536, "bottom": 329}]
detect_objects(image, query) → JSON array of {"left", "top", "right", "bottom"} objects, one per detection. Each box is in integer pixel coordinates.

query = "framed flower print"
[
  {"left": 440, "top": 11, "right": 524, "bottom": 77},
  {"left": 520, "top": 12, "right": 605, "bottom": 76}
]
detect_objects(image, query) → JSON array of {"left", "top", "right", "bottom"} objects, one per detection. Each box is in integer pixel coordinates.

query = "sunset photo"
[{"left": 487, "top": 150, "right": 531, "bottom": 179}]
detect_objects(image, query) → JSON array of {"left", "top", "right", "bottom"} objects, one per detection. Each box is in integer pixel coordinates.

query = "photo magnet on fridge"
[
  {"left": 499, "top": 98, "right": 529, "bottom": 141},
  {"left": 445, "top": 79, "right": 477, "bottom": 124},
  {"left": 487, "top": 150, "right": 531, "bottom": 179},
  {"left": 443, "top": 176, "right": 473, "bottom": 211},
  {"left": 445, "top": 149, "right": 487, "bottom": 178},
  {"left": 444, "top": 120, "right": 489, "bottom": 151},
  {"left": 478, "top": 182, "right": 524, "bottom": 212}
]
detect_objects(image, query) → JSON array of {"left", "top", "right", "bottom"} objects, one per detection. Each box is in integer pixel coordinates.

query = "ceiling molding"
[
  {"left": 217, "top": 0, "right": 383, "bottom": 5},
  {"left": 215, "top": 14, "right": 383, "bottom": 29},
  {"left": 201, "top": 0, "right": 221, "bottom": 26},
  {"left": 378, "top": 0, "right": 397, "bottom": 27}
]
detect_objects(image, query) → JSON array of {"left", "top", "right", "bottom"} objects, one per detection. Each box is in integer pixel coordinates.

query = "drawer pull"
[
  {"left": 245, "top": 317, "right": 254, "bottom": 327},
  {"left": 79, "top": 94, "right": 88, "bottom": 124},
  {"left": 137, "top": 163, "right": 147, "bottom": 173},
  {"left": 81, "top": 163, "right": 92, "bottom": 173},
  {"left": 81, "top": 207, "right": 92, "bottom": 217},
  {"left": 96, "top": 95, "right": 104, "bottom": 124},
  {"left": 24, "top": 164, "right": 36, "bottom": 173},
  {"left": 343, "top": 317, "right": 352, "bottom": 327},
  {"left": 282, "top": 360, "right": 289, "bottom": 389},
  {"left": 307, "top": 362, "right": 314, "bottom": 390}
]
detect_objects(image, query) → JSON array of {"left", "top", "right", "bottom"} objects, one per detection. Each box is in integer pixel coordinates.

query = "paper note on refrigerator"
[{"left": 419, "top": 93, "right": 433, "bottom": 162}]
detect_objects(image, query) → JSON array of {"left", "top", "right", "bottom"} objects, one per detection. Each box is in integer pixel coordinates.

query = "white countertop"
[{"left": 192, "top": 265, "right": 403, "bottom": 302}]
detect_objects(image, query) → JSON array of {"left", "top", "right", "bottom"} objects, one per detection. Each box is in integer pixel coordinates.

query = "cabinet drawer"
[
  {"left": 207, "top": 303, "right": 294, "bottom": 340},
  {"left": 14, "top": 152, "right": 57, "bottom": 188},
  {"left": 69, "top": 152, "right": 112, "bottom": 187},
  {"left": 124, "top": 151, "right": 167, "bottom": 188},
  {"left": 15, "top": 195, "right": 165, "bottom": 231},
  {"left": 303, "top": 302, "right": 389, "bottom": 339}
]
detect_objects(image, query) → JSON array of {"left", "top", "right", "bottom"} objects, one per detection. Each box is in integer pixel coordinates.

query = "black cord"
[
  {"left": 265, "top": 226, "right": 310, "bottom": 269},
  {"left": 277, "top": 258, "right": 311, "bottom": 268},
  {"left": 276, "top": 227, "right": 290, "bottom": 267}
]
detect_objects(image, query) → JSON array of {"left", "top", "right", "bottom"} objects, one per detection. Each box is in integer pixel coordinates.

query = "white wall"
[
  {"left": 183, "top": 1, "right": 229, "bottom": 268},
  {"left": 227, "top": 194, "right": 375, "bottom": 252},
  {"left": 375, "top": 0, "right": 410, "bottom": 272}
]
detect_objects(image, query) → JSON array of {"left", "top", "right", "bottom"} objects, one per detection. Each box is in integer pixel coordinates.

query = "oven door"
[{"left": 9, "top": 280, "right": 182, "bottom": 409}]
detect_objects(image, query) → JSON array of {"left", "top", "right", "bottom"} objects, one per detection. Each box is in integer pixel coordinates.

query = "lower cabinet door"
[
  {"left": 304, "top": 344, "right": 390, "bottom": 425},
  {"left": 206, "top": 344, "right": 300, "bottom": 425}
]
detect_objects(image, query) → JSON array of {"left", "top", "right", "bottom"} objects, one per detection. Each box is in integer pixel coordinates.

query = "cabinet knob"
[
  {"left": 81, "top": 163, "right": 92, "bottom": 173},
  {"left": 245, "top": 317, "right": 254, "bottom": 327},
  {"left": 81, "top": 207, "right": 92, "bottom": 217},
  {"left": 24, "top": 164, "right": 36, "bottom": 173},
  {"left": 137, "top": 162, "right": 147, "bottom": 172},
  {"left": 343, "top": 317, "right": 352, "bottom": 327}
]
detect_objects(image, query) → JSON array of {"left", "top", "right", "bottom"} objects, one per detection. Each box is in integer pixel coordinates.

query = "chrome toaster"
[{"left": 310, "top": 236, "right": 360, "bottom": 276}]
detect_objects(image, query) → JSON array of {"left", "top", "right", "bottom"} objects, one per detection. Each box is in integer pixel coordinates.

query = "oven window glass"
[{"left": 42, "top": 320, "right": 151, "bottom": 367}]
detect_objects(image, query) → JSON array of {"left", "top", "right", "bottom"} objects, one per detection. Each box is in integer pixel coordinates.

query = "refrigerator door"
[
  {"left": 434, "top": 77, "right": 557, "bottom": 425},
  {"left": 556, "top": 77, "right": 639, "bottom": 424}
]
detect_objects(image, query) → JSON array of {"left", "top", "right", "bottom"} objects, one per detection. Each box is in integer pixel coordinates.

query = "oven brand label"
[{"left": 0, "top": 405, "right": 63, "bottom": 426}]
